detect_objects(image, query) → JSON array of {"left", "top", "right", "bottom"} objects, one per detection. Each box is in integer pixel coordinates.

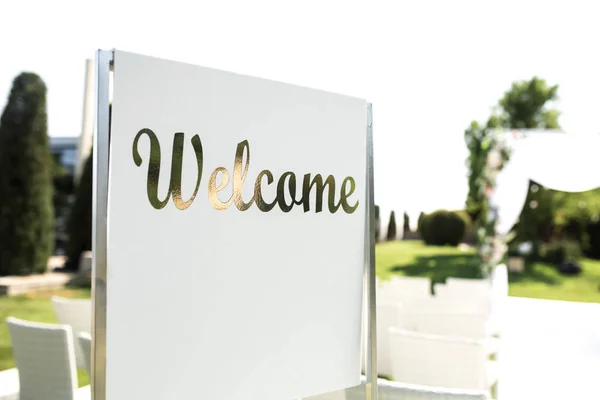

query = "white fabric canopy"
[{"left": 492, "top": 131, "right": 600, "bottom": 235}]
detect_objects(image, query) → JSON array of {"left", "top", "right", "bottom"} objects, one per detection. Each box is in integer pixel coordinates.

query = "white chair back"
[
  {"left": 78, "top": 332, "right": 92, "bottom": 377},
  {"left": 376, "top": 303, "right": 402, "bottom": 378},
  {"left": 410, "top": 312, "right": 491, "bottom": 339},
  {"left": 6, "top": 317, "right": 78, "bottom": 400},
  {"left": 445, "top": 278, "right": 491, "bottom": 297},
  {"left": 389, "top": 328, "right": 489, "bottom": 391},
  {"left": 303, "top": 377, "right": 490, "bottom": 400},
  {"left": 372, "top": 301, "right": 423, "bottom": 378},
  {"left": 434, "top": 283, "right": 492, "bottom": 315},
  {"left": 402, "top": 294, "right": 456, "bottom": 313},
  {"left": 377, "top": 276, "right": 431, "bottom": 304},
  {"left": 51, "top": 296, "right": 92, "bottom": 369}
]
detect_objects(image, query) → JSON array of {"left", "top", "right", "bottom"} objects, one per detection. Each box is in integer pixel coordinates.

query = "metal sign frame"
[{"left": 91, "top": 48, "right": 377, "bottom": 400}]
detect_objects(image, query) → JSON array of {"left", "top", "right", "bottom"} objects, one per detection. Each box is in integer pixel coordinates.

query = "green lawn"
[
  {"left": 378, "top": 240, "right": 600, "bottom": 303},
  {"left": 0, "top": 288, "right": 91, "bottom": 386}
]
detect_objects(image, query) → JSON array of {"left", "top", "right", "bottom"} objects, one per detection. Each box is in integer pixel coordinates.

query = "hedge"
[{"left": 419, "top": 210, "right": 471, "bottom": 246}]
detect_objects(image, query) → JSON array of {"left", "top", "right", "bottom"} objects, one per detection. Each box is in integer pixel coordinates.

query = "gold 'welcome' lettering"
[{"left": 133, "top": 130, "right": 359, "bottom": 214}]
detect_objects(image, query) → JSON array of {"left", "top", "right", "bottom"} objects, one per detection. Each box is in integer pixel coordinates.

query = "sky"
[{"left": 1, "top": 0, "right": 599, "bottom": 220}]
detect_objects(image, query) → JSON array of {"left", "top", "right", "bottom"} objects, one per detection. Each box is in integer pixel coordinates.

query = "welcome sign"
[{"left": 94, "top": 50, "right": 374, "bottom": 400}]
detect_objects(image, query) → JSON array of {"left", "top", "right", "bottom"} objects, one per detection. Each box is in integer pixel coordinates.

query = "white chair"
[
  {"left": 389, "top": 328, "right": 497, "bottom": 394},
  {"left": 402, "top": 293, "right": 457, "bottom": 314},
  {"left": 377, "top": 276, "right": 432, "bottom": 305},
  {"left": 303, "top": 376, "right": 490, "bottom": 399},
  {"left": 51, "top": 296, "right": 92, "bottom": 369},
  {"left": 377, "top": 298, "right": 452, "bottom": 378},
  {"left": 376, "top": 303, "right": 402, "bottom": 378},
  {"left": 434, "top": 283, "right": 492, "bottom": 315},
  {"left": 445, "top": 278, "right": 492, "bottom": 302},
  {"left": 0, "top": 368, "right": 19, "bottom": 400},
  {"left": 410, "top": 312, "right": 491, "bottom": 339},
  {"left": 6, "top": 317, "right": 90, "bottom": 400},
  {"left": 408, "top": 311, "right": 500, "bottom": 356},
  {"left": 78, "top": 332, "right": 92, "bottom": 378}
]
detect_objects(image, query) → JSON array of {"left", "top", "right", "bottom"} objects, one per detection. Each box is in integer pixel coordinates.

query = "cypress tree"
[
  {"left": 403, "top": 212, "right": 411, "bottom": 233},
  {"left": 387, "top": 211, "right": 397, "bottom": 241},
  {"left": 65, "top": 149, "right": 93, "bottom": 271},
  {"left": 0, "top": 73, "right": 54, "bottom": 276},
  {"left": 417, "top": 212, "right": 426, "bottom": 234}
]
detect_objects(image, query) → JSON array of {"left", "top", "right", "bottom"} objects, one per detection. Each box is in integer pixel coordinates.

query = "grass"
[
  {"left": 0, "top": 288, "right": 91, "bottom": 386},
  {"left": 377, "top": 240, "right": 600, "bottom": 303}
]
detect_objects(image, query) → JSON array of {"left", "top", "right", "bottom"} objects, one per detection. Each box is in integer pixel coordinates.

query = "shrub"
[
  {"left": 387, "top": 211, "right": 397, "bottom": 241},
  {"left": 423, "top": 211, "right": 444, "bottom": 245},
  {"left": 585, "top": 221, "right": 600, "bottom": 259},
  {"left": 0, "top": 73, "right": 55, "bottom": 276},
  {"left": 65, "top": 150, "right": 93, "bottom": 271},
  {"left": 448, "top": 210, "right": 471, "bottom": 246},
  {"left": 539, "top": 239, "right": 582, "bottom": 265},
  {"left": 420, "top": 210, "right": 470, "bottom": 247},
  {"left": 456, "top": 209, "right": 475, "bottom": 244}
]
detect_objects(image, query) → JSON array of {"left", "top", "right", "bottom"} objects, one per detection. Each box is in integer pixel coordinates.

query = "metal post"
[
  {"left": 92, "top": 49, "right": 113, "bottom": 400},
  {"left": 364, "top": 103, "right": 378, "bottom": 400}
]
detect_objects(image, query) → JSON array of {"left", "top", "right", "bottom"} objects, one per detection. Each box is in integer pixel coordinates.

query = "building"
[{"left": 50, "top": 136, "right": 78, "bottom": 176}]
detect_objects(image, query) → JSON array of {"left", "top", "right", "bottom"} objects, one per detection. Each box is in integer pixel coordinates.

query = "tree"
[
  {"left": 494, "top": 77, "right": 561, "bottom": 248},
  {"left": 0, "top": 73, "right": 55, "bottom": 276},
  {"left": 403, "top": 212, "right": 411, "bottom": 233},
  {"left": 494, "top": 77, "right": 560, "bottom": 130},
  {"left": 417, "top": 211, "right": 426, "bottom": 234},
  {"left": 52, "top": 153, "right": 74, "bottom": 250},
  {"left": 466, "top": 77, "right": 561, "bottom": 220},
  {"left": 464, "top": 77, "right": 560, "bottom": 275},
  {"left": 65, "top": 149, "right": 93, "bottom": 271},
  {"left": 387, "top": 211, "right": 397, "bottom": 241}
]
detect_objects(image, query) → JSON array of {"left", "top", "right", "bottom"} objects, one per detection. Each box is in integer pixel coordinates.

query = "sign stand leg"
[
  {"left": 364, "top": 103, "right": 378, "bottom": 400},
  {"left": 92, "top": 49, "right": 113, "bottom": 400}
]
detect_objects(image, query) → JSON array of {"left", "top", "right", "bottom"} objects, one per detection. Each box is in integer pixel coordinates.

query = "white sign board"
[{"left": 102, "top": 50, "right": 370, "bottom": 400}]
